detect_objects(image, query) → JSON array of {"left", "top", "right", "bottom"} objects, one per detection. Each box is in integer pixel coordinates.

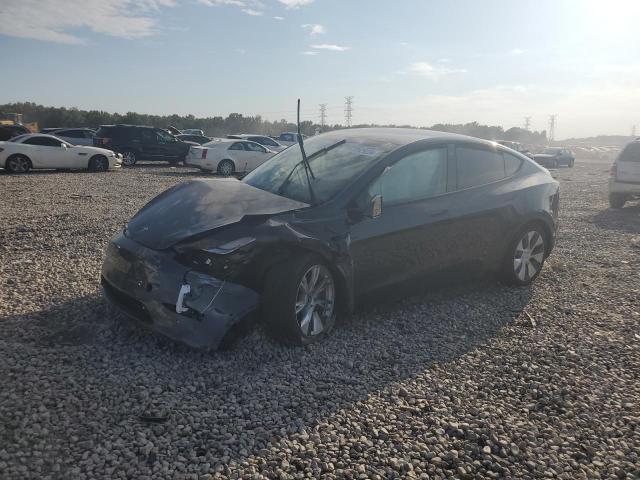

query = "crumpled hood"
[{"left": 126, "top": 178, "right": 309, "bottom": 250}]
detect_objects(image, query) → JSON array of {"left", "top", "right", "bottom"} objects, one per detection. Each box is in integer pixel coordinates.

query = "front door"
[
  {"left": 242, "top": 141, "right": 271, "bottom": 171},
  {"left": 349, "top": 146, "right": 457, "bottom": 295}
]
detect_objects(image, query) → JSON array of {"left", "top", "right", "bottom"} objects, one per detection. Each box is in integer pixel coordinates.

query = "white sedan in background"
[
  {"left": 185, "top": 139, "right": 276, "bottom": 175},
  {"left": 1, "top": 134, "right": 121, "bottom": 173}
]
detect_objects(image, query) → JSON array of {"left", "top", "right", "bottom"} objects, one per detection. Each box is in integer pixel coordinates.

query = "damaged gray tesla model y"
[{"left": 102, "top": 128, "right": 559, "bottom": 349}]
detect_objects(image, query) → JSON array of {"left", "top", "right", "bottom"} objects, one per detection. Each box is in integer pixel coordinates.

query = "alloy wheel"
[
  {"left": 219, "top": 161, "right": 234, "bottom": 176},
  {"left": 513, "top": 230, "right": 545, "bottom": 282},
  {"left": 9, "top": 156, "right": 29, "bottom": 173},
  {"left": 295, "top": 264, "right": 335, "bottom": 337},
  {"left": 122, "top": 152, "right": 136, "bottom": 166}
]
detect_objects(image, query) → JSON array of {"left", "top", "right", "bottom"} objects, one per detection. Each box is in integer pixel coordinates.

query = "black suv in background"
[{"left": 94, "top": 125, "right": 191, "bottom": 166}]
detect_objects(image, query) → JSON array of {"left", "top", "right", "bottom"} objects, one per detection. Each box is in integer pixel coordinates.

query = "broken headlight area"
[{"left": 173, "top": 237, "right": 257, "bottom": 277}]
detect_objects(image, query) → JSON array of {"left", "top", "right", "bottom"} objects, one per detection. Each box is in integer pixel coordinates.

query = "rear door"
[
  {"left": 616, "top": 142, "right": 640, "bottom": 183},
  {"left": 447, "top": 144, "right": 520, "bottom": 266}
]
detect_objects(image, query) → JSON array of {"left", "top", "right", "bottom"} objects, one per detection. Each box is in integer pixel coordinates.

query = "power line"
[
  {"left": 524, "top": 116, "right": 531, "bottom": 131},
  {"left": 548, "top": 114, "right": 558, "bottom": 142},
  {"left": 319, "top": 104, "right": 327, "bottom": 128},
  {"left": 344, "top": 96, "right": 354, "bottom": 127}
]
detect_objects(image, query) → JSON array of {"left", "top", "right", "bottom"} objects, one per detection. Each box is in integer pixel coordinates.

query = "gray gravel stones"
[{"left": 1, "top": 160, "right": 639, "bottom": 479}]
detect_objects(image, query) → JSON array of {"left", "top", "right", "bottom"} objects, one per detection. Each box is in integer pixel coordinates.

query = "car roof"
[
  {"left": 311, "top": 127, "right": 502, "bottom": 149},
  {"left": 13, "top": 133, "right": 66, "bottom": 141}
]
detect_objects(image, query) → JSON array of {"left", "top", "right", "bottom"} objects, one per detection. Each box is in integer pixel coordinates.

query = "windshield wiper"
[
  {"left": 277, "top": 138, "right": 347, "bottom": 197},
  {"left": 296, "top": 99, "right": 317, "bottom": 204}
]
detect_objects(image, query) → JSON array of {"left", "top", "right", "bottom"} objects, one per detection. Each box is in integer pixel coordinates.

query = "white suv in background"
[{"left": 609, "top": 140, "right": 640, "bottom": 208}]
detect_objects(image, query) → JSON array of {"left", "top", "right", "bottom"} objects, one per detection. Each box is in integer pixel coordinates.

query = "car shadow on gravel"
[
  {"left": 2, "top": 275, "right": 533, "bottom": 467},
  {"left": 592, "top": 203, "right": 640, "bottom": 234}
]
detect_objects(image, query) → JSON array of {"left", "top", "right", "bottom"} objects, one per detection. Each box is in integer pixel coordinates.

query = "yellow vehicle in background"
[{"left": 0, "top": 112, "right": 38, "bottom": 140}]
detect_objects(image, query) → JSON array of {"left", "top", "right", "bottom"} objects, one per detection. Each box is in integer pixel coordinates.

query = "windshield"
[
  {"left": 543, "top": 148, "right": 561, "bottom": 154},
  {"left": 243, "top": 134, "right": 397, "bottom": 204}
]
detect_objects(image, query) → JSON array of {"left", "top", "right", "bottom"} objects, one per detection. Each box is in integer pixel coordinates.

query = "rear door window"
[
  {"left": 229, "top": 142, "right": 245, "bottom": 151},
  {"left": 456, "top": 146, "right": 505, "bottom": 189}
]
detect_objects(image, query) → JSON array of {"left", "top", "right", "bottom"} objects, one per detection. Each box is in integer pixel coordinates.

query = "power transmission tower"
[
  {"left": 632, "top": 125, "right": 637, "bottom": 137},
  {"left": 524, "top": 116, "right": 531, "bottom": 131},
  {"left": 344, "top": 96, "right": 354, "bottom": 127},
  {"left": 548, "top": 114, "right": 557, "bottom": 142},
  {"left": 319, "top": 104, "right": 327, "bottom": 129}
]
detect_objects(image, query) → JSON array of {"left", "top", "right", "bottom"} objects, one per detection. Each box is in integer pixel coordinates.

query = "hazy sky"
[{"left": 1, "top": 0, "right": 639, "bottom": 138}]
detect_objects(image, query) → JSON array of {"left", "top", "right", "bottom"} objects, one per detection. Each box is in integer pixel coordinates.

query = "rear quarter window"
[
  {"left": 456, "top": 146, "right": 505, "bottom": 189},
  {"left": 504, "top": 152, "right": 523, "bottom": 176}
]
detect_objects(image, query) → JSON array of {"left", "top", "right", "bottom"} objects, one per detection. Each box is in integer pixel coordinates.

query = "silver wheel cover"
[
  {"left": 295, "top": 264, "right": 335, "bottom": 336},
  {"left": 513, "top": 230, "right": 545, "bottom": 282}
]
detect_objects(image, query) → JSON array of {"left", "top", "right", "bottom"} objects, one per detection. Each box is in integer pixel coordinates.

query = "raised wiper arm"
[
  {"left": 297, "top": 99, "right": 317, "bottom": 204},
  {"left": 276, "top": 139, "right": 347, "bottom": 197}
]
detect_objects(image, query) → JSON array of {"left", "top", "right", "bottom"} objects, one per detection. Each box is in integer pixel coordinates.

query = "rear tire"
[
  {"left": 121, "top": 150, "right": 137, "bottom": 167},
  {"left": 262, "top": 254, "right": 337, "bottom": 346},
  {"left": 217, "top": 159, "right": 235, "bottom": 176},
  {"left": 609, "top": 193, "right": 626, "bottom": 209},
  {"left": 501, "top": 224, "right": 548, "bottom": 286},
  {"left": 5, "top": 154, "right": 31, "bottom": 174},
  {"left": 88, "top": 155, "right": 109, "bottom": 172},
  {"left": 568, "top": 159, "right": 575, "bottom": 168}
]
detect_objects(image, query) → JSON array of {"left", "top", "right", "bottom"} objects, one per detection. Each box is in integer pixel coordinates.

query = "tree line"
[{"left": 1, "top": 102, "right": 548, "bottom": 144}]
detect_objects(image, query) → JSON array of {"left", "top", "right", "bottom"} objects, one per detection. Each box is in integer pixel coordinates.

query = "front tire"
[
  {"left": 568, "top": 159, "right": 575, "bottom": 168},
  {"left": 5, "top": 154, "right": 31, "bottom": 174},
  {"left": 88, "top": 155, "right": 109, "bottom": 172},
  {"left": 121, "top": 150, "right": 137, "bottom": 167},
  {"left": 262, "top": 255, "right": 337, "bottom": 345},
  {"left": 502, "top": 225, "right": 547, "bottom": 286},
  {"left": 609, "top": 193, "right": 626, "bottom": 209},
  {"left": 217, "top": 159, "right": 235, "bottom": 176}
]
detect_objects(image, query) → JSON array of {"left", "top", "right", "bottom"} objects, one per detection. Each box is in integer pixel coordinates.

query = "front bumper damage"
[{"left": 101, "top": 232, "right": 259, "bottom": 350}]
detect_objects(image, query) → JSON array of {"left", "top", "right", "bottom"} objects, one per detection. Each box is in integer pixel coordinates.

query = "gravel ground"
[{"left": 0, "top": 160, "right": 638, "bottom": 479}]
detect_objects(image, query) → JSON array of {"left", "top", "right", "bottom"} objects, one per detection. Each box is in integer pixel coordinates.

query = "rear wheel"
[
  {"left": 609, "top": 193, "right": 626, "bottom": 209},
  {"left": 121, "top": 150, "right": 137, "bottom": 167},
  {"left": 5, "top": 154, "right": 31, "bottom": 174},
  {"left": 88, "top": 155, "right": 109, "bottom": 172},
  {"left": 217, "top": 159, "right": 235, "bottom": 176},
  {"left": 568, "top": 159, "right": 575, "bottom": 168},
  {"left": 502, "top": 225, "right": 547, "bottom": 286},
  {"left": 262, "top": 255, "right": 337, "bottom": 345}
]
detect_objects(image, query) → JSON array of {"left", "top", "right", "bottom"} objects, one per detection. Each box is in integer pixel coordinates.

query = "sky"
[{"left": 0, "top": 0, "right": 639, "bottom": 138}]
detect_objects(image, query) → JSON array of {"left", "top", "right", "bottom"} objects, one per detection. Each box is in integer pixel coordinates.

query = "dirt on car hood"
[{"left": 126, "top": 178, "right": 309, "bottom": 250}]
